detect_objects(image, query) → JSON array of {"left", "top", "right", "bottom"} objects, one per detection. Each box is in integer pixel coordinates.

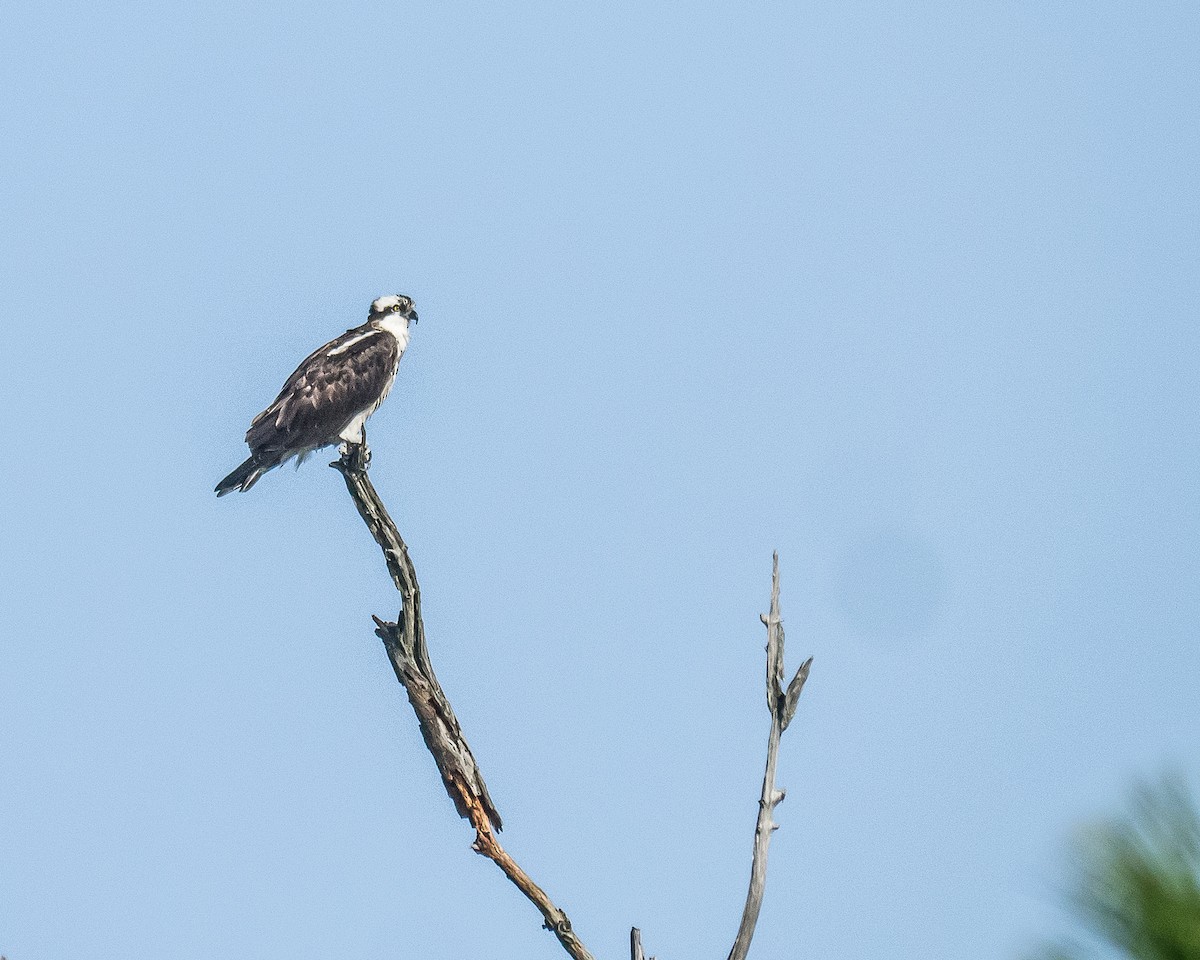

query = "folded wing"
[{"left": 246, "top": 327, "right": 400, "bottom": 457}]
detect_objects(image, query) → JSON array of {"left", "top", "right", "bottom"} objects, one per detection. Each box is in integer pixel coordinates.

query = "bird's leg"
[{"left": 356, "top": 426, "right": 372, "bottom": 469}]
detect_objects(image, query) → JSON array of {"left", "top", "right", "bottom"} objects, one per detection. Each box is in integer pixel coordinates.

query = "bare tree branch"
[
  {"left": 329, "top": 444, "right": 809, "bottom": 960},
  {"left": 630, "top": 926, "right": 645, "bottom": 960},
  {"left": 331, "top": 444, "right": 595, "bottom": 960},
  {"left": 726, "top": 552, "right": 812, "bottom": 960}
]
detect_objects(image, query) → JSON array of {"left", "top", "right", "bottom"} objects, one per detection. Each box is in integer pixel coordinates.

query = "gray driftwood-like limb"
[
  {"left": 726, "top": 552, "right": 813, "bottom": 960},
  {"left": 331, "top": 444, "right": 596, "bottom": 960},
  {"left": 630, "top": 926, "right": 657, "bottom": 960}
]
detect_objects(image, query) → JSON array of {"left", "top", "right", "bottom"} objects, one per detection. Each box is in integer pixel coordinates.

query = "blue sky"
[{"left": 1, "top": 1, "right": 1197, "bottom": 958}]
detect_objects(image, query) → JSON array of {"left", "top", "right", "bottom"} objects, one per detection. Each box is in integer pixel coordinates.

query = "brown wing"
[{"left": 245, "top": 326, "right": 399, "bottom": 456}]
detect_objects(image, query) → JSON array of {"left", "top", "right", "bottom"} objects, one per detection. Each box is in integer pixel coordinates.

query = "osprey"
[{"left": 215, "top": 294, "right": 417, "bottom": 496}]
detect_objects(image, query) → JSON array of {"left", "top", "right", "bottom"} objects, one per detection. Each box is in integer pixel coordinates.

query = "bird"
[{"left": 215, "top": 294, "right": 417, "bottom": 496}]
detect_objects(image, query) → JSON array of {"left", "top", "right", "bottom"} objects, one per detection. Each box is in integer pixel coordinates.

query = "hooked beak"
[{"left": 410, "top": 310, "right": 419, "bottom": 324}]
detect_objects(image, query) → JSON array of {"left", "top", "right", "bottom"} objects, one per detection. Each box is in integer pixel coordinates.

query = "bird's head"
[{"left": 368, "top": 294, "right": 418, "bottom": 329}]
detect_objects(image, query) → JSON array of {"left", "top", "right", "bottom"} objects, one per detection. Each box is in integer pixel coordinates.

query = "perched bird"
[{"left": 215, "top": 294, "right": 417, "bottom": 496}]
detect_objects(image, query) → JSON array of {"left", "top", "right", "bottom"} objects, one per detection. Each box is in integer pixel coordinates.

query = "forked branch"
[
  {"left": 332, "top": 445, "right": 810, "bottom": 960},
  {"left": 630, "top": 554, "right": 811, "bottom": 960},
  {"left": 726, "top": 552, "right": 812, "bottom": 960}
]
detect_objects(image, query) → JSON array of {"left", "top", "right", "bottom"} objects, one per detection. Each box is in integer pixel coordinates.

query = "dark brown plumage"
[
  {"left": 246, "top": 330, "right": 399, "bottom": 455},
  {"left": 216, "top": 294, "right": 415, "bottom": 496}
]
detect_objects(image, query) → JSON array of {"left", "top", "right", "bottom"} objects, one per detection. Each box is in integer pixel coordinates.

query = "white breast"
[
  {"left": 372, "top": 312, "right": 411, "bottom": 351},
  {"left": 338, "top": 320, "right": 407, "bottom": 444}
]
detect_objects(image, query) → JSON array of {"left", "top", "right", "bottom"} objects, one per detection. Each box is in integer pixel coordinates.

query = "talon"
[{"left": 337, "top": 441, "right": 371, "bottom": 472}]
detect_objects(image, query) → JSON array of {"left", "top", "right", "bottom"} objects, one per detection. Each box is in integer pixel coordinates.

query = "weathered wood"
[
  {"left": 726, "top": 552, "right": 812, "bottom": 960},
  {"left": 331, "top": 442, "right": 809, "bottom": 960},
  {"left": 331, "top": 445, "right": 595, "bottom": 960}
]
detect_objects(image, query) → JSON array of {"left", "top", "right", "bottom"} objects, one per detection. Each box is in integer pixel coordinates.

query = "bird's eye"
[{"left": 391, "top": 304, "right": 401, "bottom": 313}]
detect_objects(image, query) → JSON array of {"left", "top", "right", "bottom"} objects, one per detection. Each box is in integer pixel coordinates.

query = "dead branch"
[
  {"left": 331, "top": 444, "right": 595, "bottom": 960},
  {"left": 330, "top": 444, "right": 809, "bottom": 960},
  {"left": 629, "top": 554, "right": 812, "bottom": 960},
  {"left": 726, "top": 552, "right": 812, "bottom": 960}
]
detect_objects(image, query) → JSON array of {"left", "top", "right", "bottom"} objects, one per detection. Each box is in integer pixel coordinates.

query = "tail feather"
[{"left": 215, "top": 456, "right": 270, "bottom": 496}]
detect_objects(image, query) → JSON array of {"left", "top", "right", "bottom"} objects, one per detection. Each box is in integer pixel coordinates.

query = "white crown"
[{"left": 371, "top": 294, "right": 404, "bottom": 314}]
